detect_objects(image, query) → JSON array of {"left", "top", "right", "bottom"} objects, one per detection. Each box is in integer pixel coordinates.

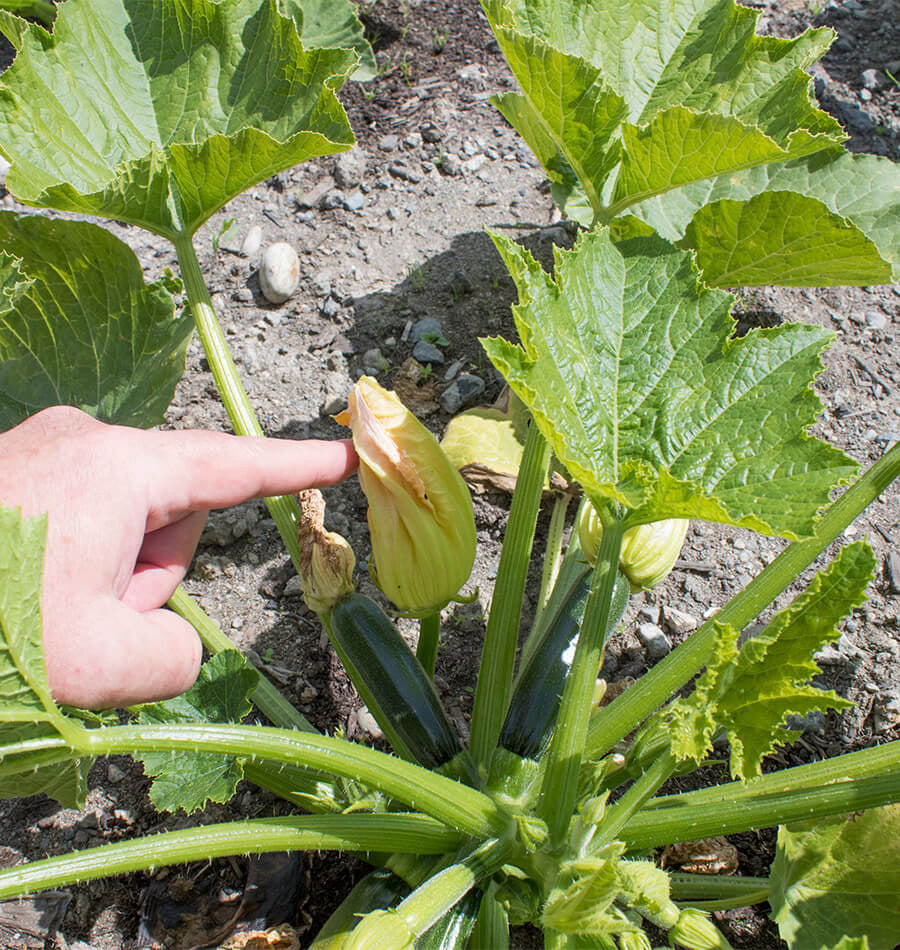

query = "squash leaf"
[
  {"left": 770, "top": 806, "right": 900, "bottom": 950},
  {"left": 0, "top": 213, "right": 189, "bottom": 432},
  {"left": 482, "top": 228, "right": 855, "bottom": 537},
  {"left": 662, "top": 541, "right": 872, "bottom": 777},
  {"left": 0, "top": 721, "right": 90, "bottom": 809},
  {"left": 280, "top": 0, "right": 376, "bottom": 81},
  {"left": 481, "top": 0, "right": 896, "bottom": 283},
  {"left": 0, "top": 0, "right": 356, "bottom": 238},
  {"left": 136, "top": 651, "right": 258, "bottom": 814}
]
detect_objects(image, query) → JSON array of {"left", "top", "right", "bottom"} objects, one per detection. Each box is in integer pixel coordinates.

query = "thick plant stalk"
[
  {"left": 69, "top": 723, "right": 508, "bottom": 839},
  {"left": 0, "top": 815, "right": 459, "bottom": 900},
  {"left": 586, "top": 440, "right": 900, "bottom": 761},
  {"left": 470, "top": 424, "right": 551, "bottom": 769},
  {"left": 173, "top": 233, "right": 303, "bottom": 571},
  {"left": 538, "top": 510, "right": 624, "bottom": 842},
  {"left": 622, "top": 742, "right": 900, "bottom": 850}
]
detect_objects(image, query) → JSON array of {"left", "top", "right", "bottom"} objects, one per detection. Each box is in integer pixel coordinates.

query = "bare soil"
[{"left": 0, "top": 1, "right": 898, "bottom": 947}]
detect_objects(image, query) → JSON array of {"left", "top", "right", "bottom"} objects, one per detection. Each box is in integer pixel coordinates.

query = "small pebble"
[
  {"left": 663, "top": 606, "right": 700, "bottom": 636},
  {"left": 259, "top": 242, "right": 300, "bottom": 304},
  {"left": 356, "top": 705, "right": 384, "bottom": 740},
  {"left": 362, "top": 347, "right": 390, "bottom": 374},
  {"left": 333, "top": 149, "right": 367, "bottom": 189},
  {"left": 413, "top": 340, "right": 445, "bottom": 364},
  {"left": 440, "top": 374, "right": 485, "bottom": 413},
  {"left": 865, "top": 310, "right": 887, "bottom": 330},
  {"left": 411, "top": 317, "right": 443, "bottom": 343},
  {"left": 637, "top": 623, "right": 671, "bottom": 660},
  {"left": 240, "top": 223, "right": 262, "bottom": 258},
  {"left": 443, "top": 359, "right": 465, "bottom": 382},
  {"left": 861, "top": 68, "right": 883, "bottom": 90},
  {"left": 343, "top": 189, "right": 365, "bottom": 212},
  {"left": 321, "top": 296, "right": 341, "bottom": 318},
  {"left": 378, "top": 134, "right": 399, "bottom": 152}
]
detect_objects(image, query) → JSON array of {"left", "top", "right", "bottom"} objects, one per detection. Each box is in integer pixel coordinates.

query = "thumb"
[{"left": 45, "top": 597, "right": 203, "bottom": 709}]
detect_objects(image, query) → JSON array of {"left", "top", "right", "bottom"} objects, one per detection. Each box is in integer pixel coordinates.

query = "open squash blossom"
[
  {"left": 336, "top": 376, "right": 476, "bottom": 616},
  {"left": 578, "top": 504, "right": 688, "bottom": 592},
  {"left": 296, "top": 489, "right": 356, "bottom": 615}
]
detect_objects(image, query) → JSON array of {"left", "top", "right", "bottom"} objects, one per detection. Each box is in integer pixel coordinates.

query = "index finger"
[{"left": 136, "top": 430, "right": 358, "bottom": 525}]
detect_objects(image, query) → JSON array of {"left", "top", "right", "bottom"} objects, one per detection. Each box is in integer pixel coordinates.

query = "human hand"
[{"left": 0, "top": 406, "right": 357, "bottom": 709}]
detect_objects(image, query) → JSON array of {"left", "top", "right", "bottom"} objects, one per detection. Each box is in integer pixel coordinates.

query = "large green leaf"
[
  {"left": 0, "top": 506, "right": 60, "bottom": 725},
  {"left": 481, "top": 228, "right": 855, "bottom": 538},
  {"left": 481, "top": 0, "right": 896, "bottom": 284},
  {"left": 0, "top": 721, "right": 89, "bottom": 808},
  {"left": 487, "top": 24, "right": 626, "bottom": 211},
  {"left": 770, "top": 805, "right": 900, "bottom": 950},
  {"left": 280, "top": 0, "right": 376, "bottom": 81},
  {"left": 136, "top": 651, "right": 258, "bottom": 813},
  {"left": 482, "top": 0, "right": 841, "bottom": 210},
  {"left": 0, "top": 0, "right": 356, "bottom": 237},
  {"left": 0, "top": 213, "right": 190, "bottom": 431},
  {"left": 637, "top": 149, "right": 900, "bottom": 284},
  {"left": 663, "top": 541, "right": 872, "bottom": 777}
]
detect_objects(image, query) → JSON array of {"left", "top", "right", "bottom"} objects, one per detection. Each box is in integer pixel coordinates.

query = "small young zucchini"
[
  {"left": 497, "top": 567, "right": 630, "bottom": 760},
  {"left": 329, "top": 593, "right": 463, "bottom": 771}
]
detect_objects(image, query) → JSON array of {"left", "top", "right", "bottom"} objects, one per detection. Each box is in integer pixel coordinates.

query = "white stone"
[
  {"left": 259, "top": 241, "right": 299, "bottom": 304},
  {"left": 356, "top": 705, "right": 384, "bottom": 740},
  {"left": 240, "top": 223, "right": 263, "bottom": 258}
]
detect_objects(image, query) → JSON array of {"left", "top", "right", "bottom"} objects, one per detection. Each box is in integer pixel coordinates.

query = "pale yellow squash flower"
[{"left": 336, "top": 376, "right": 476, "bottom": 616}]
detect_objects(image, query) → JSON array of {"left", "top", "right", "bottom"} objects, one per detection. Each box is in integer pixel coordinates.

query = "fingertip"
[{"left": 46, "top": 600, "right": 203, "bottom": 709}]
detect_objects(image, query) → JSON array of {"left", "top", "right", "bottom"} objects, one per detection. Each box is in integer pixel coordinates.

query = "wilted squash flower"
[
  {"left": 336, "top": 376, "right": 476, "bottom": 616},
  {"left": 578, "top": 503, "right": 688, "bottom": 591},
  {"left": 296, "top": 489, "right": 356, "bottom": 615}
]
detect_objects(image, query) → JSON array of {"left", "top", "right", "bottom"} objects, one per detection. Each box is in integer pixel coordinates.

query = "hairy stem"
[
  {"left": 0, "top": 815, "right": 459, "bottom": 900},
  {"left": 75, "top": 723, "right": 508, "bottom": 839},
  {"left": 173, "top": 232, "right": 303, "bottom": 571},
  {"left": 539, "top": 510, "right": 624, "bottom": 843},
  {"left": 470, "top": 424, "right": 551, "bottom": 769}
]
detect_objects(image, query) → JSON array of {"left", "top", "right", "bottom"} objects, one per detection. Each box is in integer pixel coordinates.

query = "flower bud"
[
  {"left": 669, "top": 908, "right": 733, "bottom": 950},
  {"left": 296, "top": 489, "right": 355, "bottom": 615},
  {"left": 578, "top": 505, "right": 688, "bottom": 591},
  {"left": 336, "top": 376, "right": 476, "bottom": 616}
]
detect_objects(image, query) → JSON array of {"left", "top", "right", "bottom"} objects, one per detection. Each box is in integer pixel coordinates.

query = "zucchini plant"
[{"left": 0, "top": 1, "right": 899, "bottom": 948}]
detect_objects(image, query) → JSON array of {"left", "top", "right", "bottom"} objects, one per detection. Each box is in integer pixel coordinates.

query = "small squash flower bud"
[
  {"left": 578, "top": 504, "right": 688, "bottom": 591},
  {"left": 296, "top": 488, "right": 356, "bottom": 615},
  {"left": 668, "top": 908, "right": 733, "bottom": 949},
  {"left": 336, "top": 376, "right": 476, "bottom": 616}
]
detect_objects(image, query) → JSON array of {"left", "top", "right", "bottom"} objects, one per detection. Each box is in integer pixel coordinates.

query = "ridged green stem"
[
  {"left": 0, "top": 815, "right": 459, "bottom": 900},
  {"left": 586, "top": 441, "right": 900, "bottom": 761},
  {"left": 70, "top": 723, "right": 507, "bottom": 839},
  {"left": 167, "top": 585, "right": 315, "bottom": 732},
  {"left": 470, "top": 424, "right": 551, "bottom": 769},
  {"left": 668, "top": 873, "right": 770, "bottom": 902},
  {"left": 669, "top": 872, "right": 770, "bottom": 912},
  {"left": 173, "top": 232, "right": 303, "bottom": 572},
  {"left": 538, "top": 511, "right": 624, "bottom": 843},
  {"left": 417, "top": 612, "right": 441, "bottom": 679},
  {"left": 622, "top": 741, "right": 900, "bottom": 851},
  {"left": 591, "top": 750, "right": 676, "bottom": 851}
]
